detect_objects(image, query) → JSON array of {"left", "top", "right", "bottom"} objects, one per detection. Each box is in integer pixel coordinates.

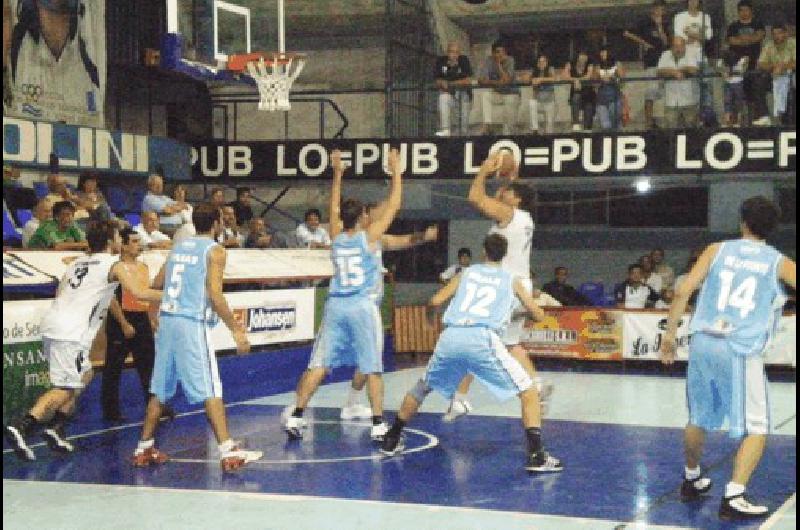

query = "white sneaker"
[
  {"left": 435, "top": 129, "right": 451, "bottom": 137},
  {"left": 443, "top": 398, "right": 473, "bottom": 422},
  {"left": 340, "top": 404, "right": 373, "bottom": 421},
  {"left": 752, "top": 116, "right": 772, "bottom": 126},
  {"left": 283, "top": 415, "right": 308, "bottom": 439},
  {"left": 720, "top": 494, "right": 770, "bottom": 520},
  {"left": 280, "top": 404, "right": 294, "bottom": 422},
  {"left": 220, "top": 446, "right": 263, "bottom": 472},
  {"left": 370, "top": 422, "right": 389, "bottom": 441}
]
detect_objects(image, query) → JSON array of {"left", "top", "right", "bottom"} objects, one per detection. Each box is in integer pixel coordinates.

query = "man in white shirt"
[
  {"left": 141, "top": 174, "right": 189, "bottom": 228},
  {"left": 615, "top": 264, "right": 660, "bottom": 309},
  {"left": 134, "top": 211, "right": 172, "bottom": 250},
  {"left": 658, "top": 36, "right": 700, "bottom": 128},
  {"left": 674, "top": 0, "right": 713, "bottom": 60},
  {"left": 21, "top": 197, "right": 52, "bottom": 247},
  {"left": 295, "top": 208, "right": 331, "bottom": 249},
  {"left": 439, "top": 247, "right": 472, "bottom": 283},
  {"left": 640, "top": 254, "right": 664, "bottom": 294},
  {"left": 216, "top": 205, "right": 244, "bottom": 248},
  {"left": 651, "top": 248, "right": 675, "bottom": 288}
]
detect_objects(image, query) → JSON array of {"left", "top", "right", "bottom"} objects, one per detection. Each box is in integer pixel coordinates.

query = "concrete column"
[{"left": 708, "top": 181, "right": 776, "bottom": 233}]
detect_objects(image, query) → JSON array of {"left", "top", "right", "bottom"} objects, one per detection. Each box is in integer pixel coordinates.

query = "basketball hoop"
[{"left": 227, "top": 52, "right": 306, "bottom": 112}]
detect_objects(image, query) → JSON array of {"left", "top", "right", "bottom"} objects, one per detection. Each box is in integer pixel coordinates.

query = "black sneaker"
[
  {"left": 525, "top": 450, "right": 563, "bottom": 473},
  {"left": 42, "top": 426, "right": 74, "bottom": 453},
  {"left": 379, "top": 430, "right": 405, "bottom": 457},
  {"left": 719, "top": 494, "right": 769, "bottom": 521},
  {"left": 680, "top": 475, "right": 712, "bottom": 501},
  {"left": 4, "top": 421, "right": 36, "bottom": 461}
]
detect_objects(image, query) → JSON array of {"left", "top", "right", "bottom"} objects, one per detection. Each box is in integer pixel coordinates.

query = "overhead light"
[{"left": 634, "top": 178, "right": 651, "bottom": 194}]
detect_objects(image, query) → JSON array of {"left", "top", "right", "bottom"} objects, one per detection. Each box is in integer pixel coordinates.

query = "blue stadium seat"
[
  {"left": 15, "top": 208, "right": 32, "bottom": 227},
  {"left": 124, "top": 213, "right": 141, "bottom": 227},
  {"left": 578, "top": 282, "right": 605, "bottom": 307},
  {"left": 33, "top": 181, "right": 49, "bottom": 199},
  {"left": 3, "top": 207, "right": 22, "bottom": 246},
  {"left": 106, "top": 186, "right": 130, "bottom": 214}
]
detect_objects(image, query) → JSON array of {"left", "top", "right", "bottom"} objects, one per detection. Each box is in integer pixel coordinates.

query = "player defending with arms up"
[
  {"left": 131, "top": 203, "right": 260, "bottom": 472},
  {"left": 283, "top": 149, "right": 404, "bottom": 441},
  {"left": 381, "top": 234, "right": 562, "bottom": 473},
  {"left": 5, "top": 222, "right": 162, "bottom": 461},
  {"left": 660, "top": 196, "right": 795, "bottom": 521}
]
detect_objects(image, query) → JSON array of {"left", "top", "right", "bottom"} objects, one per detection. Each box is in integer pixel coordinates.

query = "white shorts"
[
  {"left": 500, "top": 278, "right": 532, "bottom": 346},
  {"left": 44, "top": 337, "right": 91, "bottom": 389}
]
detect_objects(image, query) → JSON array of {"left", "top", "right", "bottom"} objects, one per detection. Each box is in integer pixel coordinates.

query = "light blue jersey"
[
  {"left": 691, "top": 239, "right": 786, "bottom": 357},
  {"left": 329, "top": 231, "right": 381, "bottom": 298},
  {"left": 159, "top": 236, "right": 218, "bottom": 322},
  {"left": 443, "top": 264, "right": 517, "bottom": 334}
]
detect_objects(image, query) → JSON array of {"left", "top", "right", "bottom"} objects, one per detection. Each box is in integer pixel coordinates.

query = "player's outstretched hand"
[
  {"left": 479, "top": 151, "right": 503, "bottom": 175},
  {"left": 423, "top": 225, "right": 439, "bottom": 242},
  {"left": 387, "top": 148, "right": 402, "bottom": 176},
  {"left": 659, "top": 332, "right": 676, "bottom": 365},
  {"left": 331, "top": 149, "right": 346, "bottom": 175},
  {"left": 233, "top": 329, "right": 251, "bottom": 355}
]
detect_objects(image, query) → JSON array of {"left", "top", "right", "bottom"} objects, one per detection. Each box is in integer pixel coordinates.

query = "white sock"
[
  {"left": 725, "top": 482, "right": 745, "bottom": 498},
  {"left": 684, "top": 466, "right": 701, "bottom": 480},
  {"left": 345, "top": 387, "right": 361, "bottom": 408},
  {"left": 135, "top": 438, "right": 154, "bottom": 454},
  {"left": 219, "top": 439, "right": 236, "bottom": 454}
]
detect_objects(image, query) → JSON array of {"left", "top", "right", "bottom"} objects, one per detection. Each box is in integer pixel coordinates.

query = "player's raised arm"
[
  {"left": 513, "top": 278, "right": 546, "bottom": 323},
  {"left": 110, "top": 262, "right": 162, "bottom": 302},
  {"left": 206, "top": 245, "right": 249, "bottom": 354},
  {"left": 779, "top": 257, "right": 796, "bottom": 290},
  {"left": 468, "top": 152, "right": 515, "bottom": 226},
  {"left": 367, "top": 148, "right": 403, "bottom": 244},
  {"left": 660, "top": 243, "right": 721, "bottom": 364},
  {"left": 329, "top": 149, "right": 345, "bottom": 239},
  {"left": 381, "top": 225, "right": 438, "bottom": 251}
]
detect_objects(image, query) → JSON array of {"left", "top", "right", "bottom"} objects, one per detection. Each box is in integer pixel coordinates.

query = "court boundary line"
[
  {"left": 1, "top": 478, "right": 692, "bottom": 529},
  {"left": 760, "top": 493, "right": 797, "bottom": 530}
]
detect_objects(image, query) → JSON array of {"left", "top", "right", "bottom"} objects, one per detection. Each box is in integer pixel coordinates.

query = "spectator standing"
[
  {"left": 477, "top": 41, "right": 520, "bottom": 135},
  {"left": 674, "top": 0, "right": 715, "bottom": 124},
  {"left": 658, "top": 36, "right": 700, "bottom": 128},
  {"left": 726, "top": 0, "right": 766, "bottom": 124},
  {"left": 756, "top": 23, "right": 796, "bottom": 125},
  {"left": 624, "top": 0, "right": 671, "bottom": 129},
  {"left": 21, "top": 197, "right": 52, "bottom": 247},
  {"left": 615, "top": 264, "right": 660, "bottom": 309},
  {"left": 295, "top": 208, "right": 331, "bottom": 249},
  {"left": 229, "top": 187, "right": 254, "bottom": 225},
  {"left": 435, "top": 42, "right": 474, "bottom": 137},
  {"left": 566, "top": 50, "right": 597, "bottom": 131},
  {"left": 141, "top": 173, "right": 188, "bottom": 228},
  {"left": 720, "top": 48, "right": 750, "bottom": 126},
  {"left": 134, "top": 211, "right": 173, "bottom": 250},
  {"left": 27, "top": 200, "right": 86, "bottom": 250},
  {"left": 525, "top": 53, "right": 559, "bottom": 134},
  {"left": 650, "top": 248, "right": 675, "bottom": 288},
  {"left": 217, "top": 206, "right": 245, "bottom": 248},
  {"left": 439, "top": 247, "right": 472, "bottom": 283},
  {"left": 542, "top": 267, "right": 591, "bottom": 306},
  {"left": 595, "top": 46, "right": 625, "bottom": 130},
  {"left": 210, "top": 187, "right": 227, "bottom": 210}
]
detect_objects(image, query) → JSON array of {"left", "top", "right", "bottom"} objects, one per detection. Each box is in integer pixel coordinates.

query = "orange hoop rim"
[{"left": 227, "top": 51, "right": 307, "bottom": 73}]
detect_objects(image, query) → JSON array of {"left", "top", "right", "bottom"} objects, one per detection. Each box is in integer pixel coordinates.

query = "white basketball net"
[{"left": 246, "top": 55, "right": 306, "bottom": 112}]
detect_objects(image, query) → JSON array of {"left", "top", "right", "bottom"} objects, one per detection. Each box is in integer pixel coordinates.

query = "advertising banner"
[
  {"left": 622, "top": 312, "right": 692, "bottom": 361},
  {"left": 2, "top": 300, "right": 53, "bottom": 423},
  {"left": 520, "top": 308, "right": 624, "bottom": 360},
  {"left": 191, "top": 129, "right": 796, "bottom": 181}
]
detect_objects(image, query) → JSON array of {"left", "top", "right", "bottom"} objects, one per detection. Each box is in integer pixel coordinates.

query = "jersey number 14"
[{"left": 716, "top": 269, "right": 757, "bottom": 319}]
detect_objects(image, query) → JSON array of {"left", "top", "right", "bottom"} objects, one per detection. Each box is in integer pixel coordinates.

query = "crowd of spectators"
[{"left": 435, "top": 0, "right": 796, "bottom": 135}]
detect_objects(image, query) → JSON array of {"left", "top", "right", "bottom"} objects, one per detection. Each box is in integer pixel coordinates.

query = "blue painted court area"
[{"left": 3, "top": 343, "right": 796, "bottom": 530}]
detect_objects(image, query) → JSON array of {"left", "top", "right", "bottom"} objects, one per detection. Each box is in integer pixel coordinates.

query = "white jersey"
[
  {"left": 488, "top": 209, "right": 534, "bottom": 280},
  {"left": 40, "top": 253, "right": 118, "bottom": 347}
]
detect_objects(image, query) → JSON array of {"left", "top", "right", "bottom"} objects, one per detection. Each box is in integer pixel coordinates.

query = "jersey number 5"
[
  {"left": 717, "top": 270, "right": 757, "bottom": 319},
  {"left": 167, "top": 264, "right": 186, "bottom": 299}
]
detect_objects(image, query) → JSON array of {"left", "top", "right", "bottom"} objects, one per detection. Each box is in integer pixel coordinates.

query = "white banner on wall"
[
  {"left": 5, "top": 249, "right": 333, "bottom": 287},
  {"left": 208, "top": 289, "right": 316, "bottom": 350},
  {"left": 622, "top": 311, "right": 797, "bottom": 365}
]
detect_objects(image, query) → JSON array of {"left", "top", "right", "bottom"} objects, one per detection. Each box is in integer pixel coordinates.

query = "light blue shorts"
[
  {"left": 151, "top": 314, "right": 222, "bottom": 405},
  {"left": 308, "top": 296, "right": 383, "bottom": 374},
  {"left": 687, "top": 333, "right": 770, "bottom": 438},
  {"left": 425, "top": 327, "right": 533, "bottom": 401}
]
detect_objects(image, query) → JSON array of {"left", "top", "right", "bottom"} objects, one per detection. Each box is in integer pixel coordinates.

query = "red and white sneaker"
[
  {"left": 132, "top": 447, "right": 169, "bottom": 467},
  {"left": 220, "top": 444, "right": 262, "bottom": 472}
]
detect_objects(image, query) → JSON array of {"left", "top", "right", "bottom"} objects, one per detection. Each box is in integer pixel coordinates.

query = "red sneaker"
[
  {"left": 132, "top": 447, "right": 169, "bottom": 467},
  {"left": 220, "top": 446, "right": 262, "bottom": 472}
]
